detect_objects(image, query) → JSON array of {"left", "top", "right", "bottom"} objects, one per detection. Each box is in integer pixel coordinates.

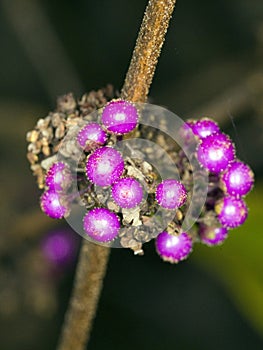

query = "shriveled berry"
[{"left": 199, "top": 224, "right": 228, "bottom": 246}]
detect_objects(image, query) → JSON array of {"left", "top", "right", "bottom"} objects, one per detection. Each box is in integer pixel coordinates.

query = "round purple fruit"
[
  {"left": 221, "top": 160, "right": 254, "bottom": 197},
  {"left": 86, "top": 146, "right": 124, "bottom": 186},
  {"left": 155, "top": 179, "right": 187, "bottom": 209},
  {"left": 40, "top": 190, "right": 69, "bottom": 219},
  {"left": 101, "top": 99, "right": 139, "bottom": 134},
  {"left": 197, "top": 133, "right": 235, "bottom": 173},
  {"left": 191, "top": 118, "right": 220, "bottom": 139},
  {"left": 45, "top": 162, "right": 72, "bottom": 192},
  {"left": 156, "top": 231, "right": 193, "bottom": 263},
  {"left": 112, "top": 177, "right": 143, "bottom": 208},
  {"left": 215, "top": 196, "right": 248, "bottom": 228},
  {"left": 83, "top": 208, "right": 120, "bottom": 242},
  {"left": 77, "top": 123, "right": 107, "bottom": 151}
]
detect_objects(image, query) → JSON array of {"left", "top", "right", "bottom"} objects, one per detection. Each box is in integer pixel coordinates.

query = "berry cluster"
[
  {"left": 30, "top": 95, "right": 254, "bottom": 264},
  {"left": 155, "top": 118, "right": 254, "bottom": 264},
  {"left": 193, "top": 119, "right": 253, "bottom": 231},
  {"left": 40, "top": 99, "right": 188, "bottom": 246}
]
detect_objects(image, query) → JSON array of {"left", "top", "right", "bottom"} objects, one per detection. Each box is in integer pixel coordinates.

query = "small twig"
[
  {"left": 57, "top": 1, "right": 177, "bottom": 350},
  {"left": 121, "top": 0, "right": 177, "bottom": 102}
]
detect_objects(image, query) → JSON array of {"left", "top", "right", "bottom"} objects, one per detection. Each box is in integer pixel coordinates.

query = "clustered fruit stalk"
[{"left": 57, "top": 1, "right": 177, "bottom": 349}]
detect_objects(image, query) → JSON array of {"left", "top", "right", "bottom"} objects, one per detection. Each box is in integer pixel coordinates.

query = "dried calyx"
[{"left": 26, "top": 85, "right": 116, "bottom": 189}]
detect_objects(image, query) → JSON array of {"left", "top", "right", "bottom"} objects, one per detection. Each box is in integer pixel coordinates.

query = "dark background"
[{"left": 1, "top": 0, "right": 263, "bottom": 349}]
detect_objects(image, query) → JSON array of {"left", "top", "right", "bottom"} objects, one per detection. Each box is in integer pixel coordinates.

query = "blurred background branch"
[{"left": 1, "top": 0, "right": 83, "bottom": 101}]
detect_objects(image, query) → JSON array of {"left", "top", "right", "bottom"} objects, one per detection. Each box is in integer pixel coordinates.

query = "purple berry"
[
  {"left": 221, "top": 160, "right": 254, "bottom": 197},
  {"left": 83, "top": 208, "right": 120, "bottom": 242},
  {"left": 199, "top": 224, "right": 228, "bottom": 246},
  {"left": 86, "top": 146, "right": 124, "bottom": 186},
  {"left": 155, "top": 179, "right": 187, "bottom": 209},
  {"left": 41, "top": 229, "right": 78, "bottom": 267},
  {"left": 112, "top": 177, "right": 143, "bottom": 208},
  {"left": 45, "top": 162, "right": 72, "bottom": 192},
  {"left": 191, "top": 118, "right": 220, "bottom": 139},
  {"left": 197, "top": 133, "right": 235, "bottom": 173},
  {"left": 215, "top": 196, "right": 248, "bottom": 228},
  {"left": 77, "top": 123, "right": 107, "bottom": 151},
  {"left": 101, "top": 99, "right": 139, "bottom": 134},
  {"left": 156, "top": 231, "right": 192, "bottom": 263},
  {"left": 40, "top": 190, "right": 69, "bottom": 219},
  {"left": 179, "top": 121, "right": 196, "bottom": 146}
]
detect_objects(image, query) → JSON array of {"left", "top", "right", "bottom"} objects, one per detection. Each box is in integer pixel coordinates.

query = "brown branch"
[
  {"left": 121, "top": 0, "right": 177, "bottom": 102},
  {"left": 57, "top": 242, "right": 110, "bottom": 350},
  {"left": 57, "top": 1, "right": 177, "bottom": 349}
]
